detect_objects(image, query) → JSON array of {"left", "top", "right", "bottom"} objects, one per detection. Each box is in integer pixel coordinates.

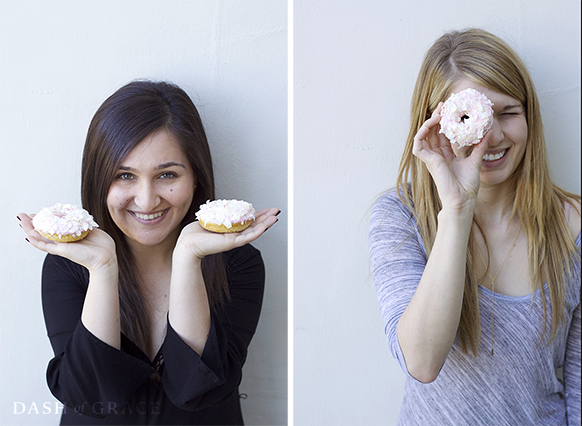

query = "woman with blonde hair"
[{"left": 369, "top": 29, "right": 580, "bottom": 425}]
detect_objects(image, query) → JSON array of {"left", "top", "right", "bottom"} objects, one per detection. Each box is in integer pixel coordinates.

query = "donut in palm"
[
  {"left": 195, "top": 199, "right": 255, "bottom": 233},
  {"left": 32, "top": 203, "right": 99, "bottom": 242}
]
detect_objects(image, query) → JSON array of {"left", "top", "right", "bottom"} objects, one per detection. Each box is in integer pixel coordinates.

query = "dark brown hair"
[{"left": 81, "top": 80, "right": 227, "bottom": 353}]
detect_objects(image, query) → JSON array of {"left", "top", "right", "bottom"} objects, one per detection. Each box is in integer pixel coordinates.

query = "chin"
[
  {"left": 480, "top": 170, "right": 518, "bottom": 187},
  {"left": 128, "top": 229, "right": 179, "bottom": 248}
]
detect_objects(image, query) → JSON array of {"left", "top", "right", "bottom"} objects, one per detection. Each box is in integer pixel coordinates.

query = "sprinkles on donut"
[
  {"left": 195, "top": 199, "right": 255, "bottom": 233},
  {"left": 33, "top": 203, "right": 99, "bottom": 242},
  {"left": 439, "top": 88, "right": 494, "bottom": 148}
]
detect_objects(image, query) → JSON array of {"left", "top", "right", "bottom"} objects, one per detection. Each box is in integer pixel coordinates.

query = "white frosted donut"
[
  {"left": 33, "top": 203, "right": 99, "bottom": 242},
  {"left": 439, "top": 88, "right": 494, "bottom": 148},
  {"left": 195, "top": 199, "right": 255, "bottom": 233}
]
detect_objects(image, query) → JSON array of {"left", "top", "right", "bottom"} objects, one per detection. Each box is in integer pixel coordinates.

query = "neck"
[
  {"left": 474, "top": 180, "right": 516, "bottom": 228},
  {"left": 126, "top": 230, "right": 180, "bottom": 282}
]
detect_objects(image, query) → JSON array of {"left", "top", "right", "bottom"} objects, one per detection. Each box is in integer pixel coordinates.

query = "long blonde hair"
[{"left": 396, "top": 28, "right": 580, "bottom": 355}]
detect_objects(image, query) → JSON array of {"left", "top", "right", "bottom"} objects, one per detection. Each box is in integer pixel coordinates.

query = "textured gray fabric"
[{"left": 369, "top": 189, "right": 581, "bottom": 426}]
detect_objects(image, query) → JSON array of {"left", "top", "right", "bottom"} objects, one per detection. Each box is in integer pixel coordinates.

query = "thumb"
[{"left": 469, "top": 137, "right": 489, "bottom": 163}]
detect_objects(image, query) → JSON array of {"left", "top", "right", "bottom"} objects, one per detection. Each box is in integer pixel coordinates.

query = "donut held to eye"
[
  {"left": 32, "top": 203, "right": 99, "bottom": 242},
  {"left": 439, "top": 88, "right": 494, "bottom": 148},
  {"left": 195, "top": 199, "right": 255, "bottom": 233}
]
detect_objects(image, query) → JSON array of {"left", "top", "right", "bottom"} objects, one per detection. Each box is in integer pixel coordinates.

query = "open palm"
[
  {"left": 17, "top": 213, "right": 117, "bottom": 273},
  {"left": 175, "top": 207, "right": 280, "bottom": 259}
]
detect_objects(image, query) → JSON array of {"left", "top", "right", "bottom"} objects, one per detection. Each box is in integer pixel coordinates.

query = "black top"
[{"left": 41, "top": 244, "right": 265, "bottom": 425}]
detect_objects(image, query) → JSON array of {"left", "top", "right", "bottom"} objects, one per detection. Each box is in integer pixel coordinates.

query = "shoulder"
[
  {"left": 565, "top": 197, "right": 581, "bottom": 242},
  {"left": 370, "top": 187, "right": 415, "bottom": 229},
  {"left": 372, "top": 187, "right": 414, "bottom": 213}
]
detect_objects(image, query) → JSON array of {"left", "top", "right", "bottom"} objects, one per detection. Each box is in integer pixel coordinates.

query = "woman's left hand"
[{"left": 174, "top": 207, "right": 280, "bottom": 260}]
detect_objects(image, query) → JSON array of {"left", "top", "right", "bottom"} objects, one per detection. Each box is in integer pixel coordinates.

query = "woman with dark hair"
[
  {"left": 369, "top": 29, "right": 580, "bottom": 424},
  {"left": 18, "top": 80, "right": 280, "bottom": 425}
]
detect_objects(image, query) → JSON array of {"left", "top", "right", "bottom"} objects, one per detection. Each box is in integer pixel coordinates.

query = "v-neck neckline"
[{"left": 121, "top": 333, "right": 164, "bottom": 367}]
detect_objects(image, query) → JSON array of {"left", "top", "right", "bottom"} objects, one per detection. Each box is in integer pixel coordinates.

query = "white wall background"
[
  {"left": 293, "top": 1, "right": 580, "bottom": 425},
  {"left": 0, "top": 1, "right": 287, "bottom": 425}
]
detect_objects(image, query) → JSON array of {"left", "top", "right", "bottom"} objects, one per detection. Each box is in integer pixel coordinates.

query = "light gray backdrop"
[
  {"left": 0, "top": 1, "right": 287, "bottom": 425},
  {"left": 293, "top": 1, "right": 580, "bottom": 425}
]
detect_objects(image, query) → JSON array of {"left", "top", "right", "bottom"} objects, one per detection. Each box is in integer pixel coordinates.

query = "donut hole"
[{"left": 460, "top": 114, "right": 470, "bottom": 123}]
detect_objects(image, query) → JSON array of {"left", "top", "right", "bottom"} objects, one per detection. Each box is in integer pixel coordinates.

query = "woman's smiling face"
[
  {"left": 449, "top": 79, "right": 528, "bottom": 188},
  {"left": 106, "top": 130, "right": 195, "bottom": 250}
]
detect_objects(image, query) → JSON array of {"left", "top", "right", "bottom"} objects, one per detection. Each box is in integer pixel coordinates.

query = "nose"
[
  {"left": 484, "top": 118, "right": 504, "bottom": 148},
  {"left": 134, "top": 181, "right": 161, "bottom": 212}
]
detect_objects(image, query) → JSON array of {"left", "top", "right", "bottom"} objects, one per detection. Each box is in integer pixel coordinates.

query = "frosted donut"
[
  {"left": 195, "top": 199, "right": 255, "bottom": 233},
  {"left": 439, "top": 88, "right": 494, "bottom": 148},
  {"left": 33, "top": 203, "right": 99, "bottom": 242}
]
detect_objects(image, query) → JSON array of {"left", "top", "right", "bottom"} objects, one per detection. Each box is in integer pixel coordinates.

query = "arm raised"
[
  {"left": 18, "top": 213, "right": 120, "bottom": 349},
  {"left": 168, "top": 207, "right": 279, "bottom": 355}
]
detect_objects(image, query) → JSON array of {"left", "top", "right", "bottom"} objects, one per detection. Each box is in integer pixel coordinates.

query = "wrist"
[
  {"left": 439, "top": 199, "right": 476, "bottom": 220},
  {"left": 89, "top": 257, "right": 119, "bottom": 279},
  {"left": 437, "top": 206, "right": 475, "bottom": 231},
  {"left": 173, "top": 242, "right": 204, "bottom": 265}
]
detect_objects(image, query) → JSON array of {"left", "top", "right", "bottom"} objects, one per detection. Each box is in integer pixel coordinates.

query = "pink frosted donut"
[
  {"left": 195, "top": 199, "right": 255, "bottom": 233},
  {"left": 33, "top": 203, "right": 99, "bottom": 242},
  {"left": 439, "top": 88, "right": 494, "bottom": 148}
]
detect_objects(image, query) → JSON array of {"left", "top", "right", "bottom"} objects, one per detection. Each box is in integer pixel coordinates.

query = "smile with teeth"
[
  {"left": 132, "top": 209, "right": 167, "bottom": 221},
  {"left": 483, "top": 149, "right": 507, "bottom": 162}
]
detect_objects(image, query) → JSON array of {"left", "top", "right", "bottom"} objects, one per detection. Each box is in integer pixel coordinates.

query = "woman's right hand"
[
  {"left": 17, "top": 213, "right": 117, "bottom": 274},
  {"left": 412, "top": 102, "right": 490, "bottom": 213}
]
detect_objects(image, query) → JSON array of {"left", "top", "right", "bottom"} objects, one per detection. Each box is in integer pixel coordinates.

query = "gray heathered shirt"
[{"left": 369, "top": 189, "right": 581, "bottom": 426}]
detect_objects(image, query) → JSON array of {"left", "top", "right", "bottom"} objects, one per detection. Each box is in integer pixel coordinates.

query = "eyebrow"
[
  {"left": 118, "top": 162, "right": 187, "bottom": 172},
  {"left": 500, "top": 104, "right": 523, "bottom": 111}
]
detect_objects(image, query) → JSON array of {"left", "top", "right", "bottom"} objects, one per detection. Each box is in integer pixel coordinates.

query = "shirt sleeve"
[
  {"left": 564, "top": 301, "right": 581, "bottom": 426},
  {"left": 42, "top": 254, "right": 155, "bottom": 419},
  {"left": 369, "top": 190, "right": 427, "bottom": 376},
  {"left": 563, "top": 231, "right": 581, "bottom": 426},
  {"left": 161, "top": 244, "right": 265, "bottom": 411}
]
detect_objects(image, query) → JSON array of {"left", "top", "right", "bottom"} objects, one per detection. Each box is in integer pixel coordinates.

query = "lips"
[
  {"left": 130, "top": 208, "right": 169, "bottom": 221},
  {"left": 483, "top": 149, "right": 507, "bottom": 162}
]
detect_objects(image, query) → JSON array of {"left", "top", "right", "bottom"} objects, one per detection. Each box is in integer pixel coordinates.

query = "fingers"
[
  {"left": 179, "top": 207, "right": 280, "bottom": 257},
  {"left": 468, "top": 136, "right": 489, "bottom": 162},
  {"left": 24, "top": 233, "right": 61, "bottom": 255},
  {"left": 17, "top": 216, "right": 61, "bottom": 255},
  {"left": 17, "top": 212, "right": 97, "bottom": 260},
  {"left": 253, "top": 214, "right": 279, "bottom": 232},
  {"left": 227, "top": 208, "right": 280, "bottom": 247},
  {"left": 235, "top": 216, "right": 277, "bottom": 244},
  {"left": 412, "top": 103, "right": 445, "bottom": 161},
  {"left": 243, "top": 209, "right": 279, "bottom": 235},
  {"left": 254, "top": 207, "right": 281, "bottom": 223},
  {"left": 17, "top": 213, "right": 32, "bottom": 229},
  {"left": 17, "top": 213, "right": 49, "bottom": 245},
  {"left": 451, "top": 143, "right": 474, "bottom": 159}
]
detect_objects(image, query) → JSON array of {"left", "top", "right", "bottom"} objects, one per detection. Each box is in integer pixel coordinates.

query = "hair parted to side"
[
  {"left": 81, "top": 80, "right": 227, "bottom": 353},
  {"left": 395, "top": 28, "right": 580, "bottom": 355}
]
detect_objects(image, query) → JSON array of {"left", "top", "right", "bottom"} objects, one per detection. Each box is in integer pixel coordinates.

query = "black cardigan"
[{"left": 41, "top": 244, "right": 265, "bottom": 425}]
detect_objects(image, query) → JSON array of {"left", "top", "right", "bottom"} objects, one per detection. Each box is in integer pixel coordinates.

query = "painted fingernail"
[
  {"left": 25, "top": 238, "right": 30, "bottom": 243},
  {"left": 275, "top": 210, "right": 281, "bottom": 216},
  {"left": 16, "top": 216, "right": 21, "bottom": 221}
]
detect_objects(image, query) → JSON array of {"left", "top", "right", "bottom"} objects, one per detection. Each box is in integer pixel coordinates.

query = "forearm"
[
  {"left": 397, "top": 208, "right": 473, "bottom": 382},
  {"left": 168, "top": 249, "right": 211, "bottom": 356},
  {"left": 81, "top": 262, "right": 121, "bottom": 350}
]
